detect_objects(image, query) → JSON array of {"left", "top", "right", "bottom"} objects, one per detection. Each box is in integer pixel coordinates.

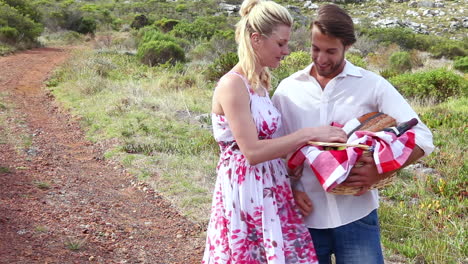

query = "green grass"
[
  {"left": 378, "top": 96, "right": 467, "bottom": 263},
  {"left": 33, "top": 181, "right": 51, "bottom": 190},
  {"left": 64, "top": 237, "right": 85, "bottom": 251}
]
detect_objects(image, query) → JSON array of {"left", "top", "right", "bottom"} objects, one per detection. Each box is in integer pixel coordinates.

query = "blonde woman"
[{"left": 202, "top": 0, "right": 347, "bottom": 263}]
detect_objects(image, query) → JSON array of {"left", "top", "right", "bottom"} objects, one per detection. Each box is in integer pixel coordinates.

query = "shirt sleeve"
[{"left": 376, "top": 77, "right": 435, "bottom": 157}]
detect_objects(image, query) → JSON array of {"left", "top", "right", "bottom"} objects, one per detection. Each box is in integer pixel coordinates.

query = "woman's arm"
[{"left": 214, "top": 75, "right": 347, "bottom": 165}]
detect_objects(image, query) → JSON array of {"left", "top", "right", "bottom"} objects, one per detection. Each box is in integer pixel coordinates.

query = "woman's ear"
[{"left": 251, "top": 32, "right": 261, "bottom": 47}]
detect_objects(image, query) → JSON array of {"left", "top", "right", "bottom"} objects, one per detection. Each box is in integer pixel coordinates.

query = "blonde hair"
[{"left": 235, "top": 0, "right": 293, "bottom": 92}]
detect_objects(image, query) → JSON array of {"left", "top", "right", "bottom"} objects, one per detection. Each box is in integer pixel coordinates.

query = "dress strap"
[{"left": 227, "top": 71, "right": 253, "bottom": 94}]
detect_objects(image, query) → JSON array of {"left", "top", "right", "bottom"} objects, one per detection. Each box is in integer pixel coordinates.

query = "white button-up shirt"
[{"left": 272, "top": 61, "right": 434, "bottom": 229}]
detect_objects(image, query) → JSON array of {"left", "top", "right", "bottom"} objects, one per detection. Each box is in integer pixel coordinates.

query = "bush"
[
  {"left": 154, "top": 18, "right": 179, "bottom": 33},
  {"left": 2, "top": 0, "right": 41, "bottom": 23},
  {"left": 137, "top": 40, "right": 185, "bottom": 66},
  {"left": 71, "top": 16, "right": 97, "bottom": 34},
  {"left": 271, "top": 51, "right": 311, "bottom": 89},
  {"left": 389, "top": 51, "right": 412, "bottom": 73},
  {"left": 0, "top": 26, "right": 19, "bottom": 43},
  {"left": 361, "top": 27, "right": 432, "bottom": 51},
  {"left": 389, "top": 68, "right": 468, "bottom": 102},
  {"left": 170, "top": 16, "right": 228, "bottom": 41},
  {"left": 346, "top": 53, "right": 367, "bottom": 69},
  {"left": 130, "top": 14, "right": 150, "bottom": 30},
  {"left": 0, "top": 2, "right": 43, "bottom": 43},
  {"left": 379, "top": 69, "right": 399, "bottom": 79},
  {"left": 175, "top": 4, "right": 188, "bottom": 12},
  {"left": 205, "top": 52, "right": 238, "bottom": 81},
  {"left": 429, "top": 39, "right": 467, "bottom": 59},
  {"left": 137, "top": 28, "right": 189, "bottom": 49},
  {"left": 453, "top": 56, "right": 468, "bottom": 73}
]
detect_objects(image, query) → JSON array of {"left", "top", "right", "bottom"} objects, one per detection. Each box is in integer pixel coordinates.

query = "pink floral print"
[{"left": 202, "top": 72, "right": 318, "bottom": 264}]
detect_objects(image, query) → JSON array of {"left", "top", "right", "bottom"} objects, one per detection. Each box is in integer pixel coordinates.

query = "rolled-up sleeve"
[{"left": 377, "top": 78, "right": 435, "bottom": 156}]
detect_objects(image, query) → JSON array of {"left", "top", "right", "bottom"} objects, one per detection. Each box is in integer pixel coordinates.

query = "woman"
[{"left": 202, "top": 0, "right": 347, "bottom": 263}]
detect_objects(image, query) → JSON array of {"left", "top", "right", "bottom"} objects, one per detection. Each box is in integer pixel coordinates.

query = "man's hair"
[
  {"left": 311, "top": 4, "right": 356, "bottom": 46},
  {"left": 236, "top": 0, "right": 293, "bottom": 91}
]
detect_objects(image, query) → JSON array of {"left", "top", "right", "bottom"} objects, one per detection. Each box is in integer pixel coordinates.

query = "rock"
[
  {"left": 418, "top": 1, "right": 435, "bottom": 8},
  {"left": 408, "top": 1, "right": 418, "bottom": 7},
  {"left": 406, "top": 10, "right": 419, "bottom": 16}
]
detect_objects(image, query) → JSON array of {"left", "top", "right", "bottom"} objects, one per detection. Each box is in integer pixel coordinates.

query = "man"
[{"left": 272, "top": 4, "right": 434, "bottom": 264}]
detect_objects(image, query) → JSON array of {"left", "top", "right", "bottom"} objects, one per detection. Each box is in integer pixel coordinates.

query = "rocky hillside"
[{"left": 220, "top": 0, "right": 467, "bottom": 40}]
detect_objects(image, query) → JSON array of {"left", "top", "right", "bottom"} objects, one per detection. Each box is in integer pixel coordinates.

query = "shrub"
[
  {"left": 137, "top": 40, "right": 185, "bottom": 66},
  {"left": 130, "top": 14, "right": 150, "bottom": 30},
  {"left": 289, "top": 25, "right": 311, "bottom": 52},
  {"left": 137, "top": 28, "right": 189, "bottom": 49},
  {"left": 379, "top": 69, "right": 399, "bottom": 79},
  {"left": 389, "top": 51, "right": 412, "bottom": 73},
  {"left": 154, "top": 18, "right": 179, "bottom": 33},
  {"left": 362, "top": 27, "right": 417, "bottom": 49},
  {"left": 271, "top": 51, "right": 311, "bottom": 90},
  {"left": 346, "top": 52, "right": 367, "bottom": 69},
  {"left": 0, "top": 26, "right": 19, "bottom": 43},
  {"left": 2, "top": 0, "right": 41, "bottom": 23},
  {"left": 188, "top": 42, "right": 213, "bottom": 61},
  {"left": 389, "top": 68, "right": 468, "bottom": 102},
  {"left": 366, "top": 43, "right": 401, "bottom": 70},
  {"left": 453, "top": 56, "right": 468, "bottom": 73},
  {"left": 175, "top": 4, "right": 188, "bottom": 12},
  {"left": 429, "top": 40, "right": 467, "bottom": 59},
  {"left": 170, "top": 16, "right": 228, "bottom": 41},
  {"left": 205, "top": 52, "right": 238, "bottom": 81},
  {"left": 354, "top": 34, "right": 380, "bottom": 56},
  {"left": 70, "top": 16, "right": 97, "bottom": 34},
  {"left": 0, "top": 2, "right": 43, "bottom": 43}
]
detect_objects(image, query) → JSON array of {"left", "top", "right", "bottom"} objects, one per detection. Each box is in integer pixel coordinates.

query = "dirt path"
[{"left": 0, "top": 47, "right": 205, "bottom": 263}]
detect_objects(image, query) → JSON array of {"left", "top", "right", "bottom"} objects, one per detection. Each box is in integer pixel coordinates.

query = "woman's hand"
[{"left": 300, "top": 126, "right": 347, "bottom": 144}]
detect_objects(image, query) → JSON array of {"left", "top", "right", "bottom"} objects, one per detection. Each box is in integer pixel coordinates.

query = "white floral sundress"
[{"left": 202, "top": 72, "right": 318, "bottom": 264}]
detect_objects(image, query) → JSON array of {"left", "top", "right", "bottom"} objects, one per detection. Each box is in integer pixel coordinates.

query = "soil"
[{"left": 0, "top": 47, "right": 205, "bottom": 263}]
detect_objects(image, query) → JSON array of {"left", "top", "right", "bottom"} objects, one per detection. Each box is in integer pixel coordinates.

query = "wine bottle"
[{"left": 383, "top": 118, "right": 418, "bottom": 137}]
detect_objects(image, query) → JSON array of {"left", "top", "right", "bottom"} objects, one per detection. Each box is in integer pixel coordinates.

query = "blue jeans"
[{"left": 308, "top": 209, "right": 384, "bottom": 264}]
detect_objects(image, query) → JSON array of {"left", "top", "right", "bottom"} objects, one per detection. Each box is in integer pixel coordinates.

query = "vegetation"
[
  {"left": 453, "top": 56, "right": 468, "bottom": 73},
  {"left": 0, "top": 1, "right": 43, "bottom": 46},
  {"left": 389, "top": 68, "right": 467, "bottom": 102}
]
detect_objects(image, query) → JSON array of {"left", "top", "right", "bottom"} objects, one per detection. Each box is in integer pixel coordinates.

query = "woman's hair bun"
[{"left": 239, "top": 0, "right": 262, "bottom": 17}]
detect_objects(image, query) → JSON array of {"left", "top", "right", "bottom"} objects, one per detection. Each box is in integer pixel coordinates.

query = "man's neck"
[
  {"left": 309, "top": 61, "right": 346, "bottom": 89},
  {"left": 310, "top": 66, "right": 333, "bottom": 89}
]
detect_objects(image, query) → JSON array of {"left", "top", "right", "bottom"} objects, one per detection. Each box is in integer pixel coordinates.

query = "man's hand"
[
  {"left": 340, "top": 151, "right": 387, "bottom": 196},
  {"left": 293, "top": 190, "right": 313, "bottom": 216}
]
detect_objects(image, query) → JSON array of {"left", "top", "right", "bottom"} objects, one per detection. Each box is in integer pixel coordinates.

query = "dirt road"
[{"left": 0, "top": 47, "right": 204, "bottom": 263}]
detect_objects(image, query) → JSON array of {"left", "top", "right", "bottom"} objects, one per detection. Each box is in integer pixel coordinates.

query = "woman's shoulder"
[{"left": 216, "top": 72, "right": 249, "bottom": 94}]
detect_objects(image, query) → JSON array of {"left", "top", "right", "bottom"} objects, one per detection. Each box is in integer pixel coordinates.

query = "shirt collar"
[{"left": 292, "top": 60, "right": 363, "bottom": 81}]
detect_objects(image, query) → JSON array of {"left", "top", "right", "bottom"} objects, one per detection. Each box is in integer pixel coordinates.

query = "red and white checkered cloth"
[{"left": 287, "top": 130, "right": 416, "bottom": 192}]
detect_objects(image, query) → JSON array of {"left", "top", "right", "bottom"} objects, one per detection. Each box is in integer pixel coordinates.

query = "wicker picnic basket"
[{"left": 313, "top": 112, "right": 398, "bottom": 195}]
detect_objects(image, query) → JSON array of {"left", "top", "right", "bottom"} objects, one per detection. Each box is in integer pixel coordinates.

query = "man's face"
[{"left": 310, "top": 25, "right": 348, "bottom": 78}]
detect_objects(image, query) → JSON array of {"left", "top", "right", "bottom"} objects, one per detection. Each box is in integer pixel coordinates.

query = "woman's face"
[{"left": 254, "top": 24, "right": 291, "bottom": 69}]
